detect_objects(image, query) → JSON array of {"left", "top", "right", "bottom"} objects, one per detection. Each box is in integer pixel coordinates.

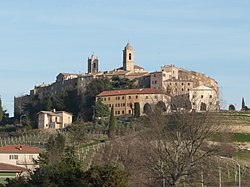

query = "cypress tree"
[
  {"left": 108, "top": 105, "right": 116, "bottom": 139},
  {"left": 134, "top": 102, "right": 140, "bottom": 118},
  {"left": 242, "top": 97, "right": 246, "bottom": 110}
]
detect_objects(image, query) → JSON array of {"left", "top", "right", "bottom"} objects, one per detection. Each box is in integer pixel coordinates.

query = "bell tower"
[
  {"left": 87, "top": 54, "right": 99, "bottom": 74},
  {"left": 123, "top": 42, "right": 134, "bottom": 71}
]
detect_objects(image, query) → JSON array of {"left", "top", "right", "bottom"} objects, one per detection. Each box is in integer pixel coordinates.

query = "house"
[
  {"left": 0, "top": 145, "right": 41, "bottom": 170},
  {"left": 38, "top": 110, "right": 72, "bottom": 129},
  {"left": 96, "top": 88, "right": 170, "bottom": 116},
  {"left": 0, "top": 162, "right": 28, "bottom": 184}
]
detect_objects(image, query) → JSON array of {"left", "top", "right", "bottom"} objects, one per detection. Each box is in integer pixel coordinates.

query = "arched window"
[
  {"left": 143, "top": 103, "right": 152, "bottom": 114},
  {"left": 129, "top": 53, "right": 132, "bottom": 60}
]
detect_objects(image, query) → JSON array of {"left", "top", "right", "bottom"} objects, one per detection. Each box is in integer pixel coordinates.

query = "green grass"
[{"left": 232, "top": 133, "right": 250, "bottom": 142}]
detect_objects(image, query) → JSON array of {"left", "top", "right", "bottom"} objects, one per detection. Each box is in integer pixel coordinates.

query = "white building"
[
  {"left": 38, "top": 111, "right": 73, "bottom": 129},
  {"left": 189, "top": 85, "right": 219, "bottom": 112},
  {"left": 0, "top": 145, "right": 41, "bottom": 170}
]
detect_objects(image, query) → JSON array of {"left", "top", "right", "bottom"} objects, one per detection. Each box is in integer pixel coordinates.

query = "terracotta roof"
[
  {"left": 0, "top": 145, "right": 41, "bottom": 154},
  {"left": 0, "top": 163, "right": 28, "bottom": 172},
  {"left": 96, "top": 88, "right": 161, "bottom": 97}
]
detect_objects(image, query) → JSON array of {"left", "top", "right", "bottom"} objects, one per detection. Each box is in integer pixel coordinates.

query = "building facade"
[
  {"left": 37, "top": 110, "right": 72, "bottom": 129},
  {"left": 0, "top": 145, "right": 41, "bottom": 170},
  {"left": 96, "top": 88, "right": 170, "bottom": 117}
]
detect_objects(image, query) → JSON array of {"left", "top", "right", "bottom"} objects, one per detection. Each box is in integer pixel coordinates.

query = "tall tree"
[
  {"left": 108, "top": 105, "right": 116, "bottom": 139},
  {"left": 94, "top": 98, "right": 110, "bottom": 119},
  {"left": 242, "top": 97, "right": 246, "bottom": 110},
  {"left": 134, "top": 102, "right": 140, "bottom": 117},
  {"left": 0, "top": 97, "right": 3, "bottom": 123}
]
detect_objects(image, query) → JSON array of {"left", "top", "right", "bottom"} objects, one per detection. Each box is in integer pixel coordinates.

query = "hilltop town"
[{"left": 14, "top": 42, "right": 219, "bottom": 124}]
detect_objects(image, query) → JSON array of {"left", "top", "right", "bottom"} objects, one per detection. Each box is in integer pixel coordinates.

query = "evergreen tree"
[
  {"left": 229, "top": 104, "right": 235, "bottom": 111},
  {"left": 0, "top": 97, "right": 3, "bottom": 123},
  {"left": 134, "top": 102, "right": 140, "bottom": 117},
  {"left": 108, "top": 105, "right": 116, "bottom": 139},
  {"left": 242, "top": 97, "right": 246, "bottom": 110},
  {"left": 94, "top": 98, "right": 110, "bottom": 118}
]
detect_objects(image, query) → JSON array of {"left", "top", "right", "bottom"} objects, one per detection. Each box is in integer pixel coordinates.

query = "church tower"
[
  {"left": 123, "top": 42, "right": 134, "bottom": 71},
  {"left": 87, "top": 54, "right": 99, "bottom": 74}
]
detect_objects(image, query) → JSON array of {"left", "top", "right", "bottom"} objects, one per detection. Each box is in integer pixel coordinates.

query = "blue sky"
[{"left": 1, "top": 0, "right": 250, "bottom": 116}]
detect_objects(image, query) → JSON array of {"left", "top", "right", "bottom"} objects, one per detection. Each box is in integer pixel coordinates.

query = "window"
[
  {"left": 182, "top": 88, "right": 184, "bottom": 91},
  {"left": 135, "top": 95, "right": 138, "bottom": 99},
  {"left": 187, "top": 89, "right": 190, "bottom": 91},
  {"left": 129, "top": 110, "right": 132, "bottom": 114},
  {"left": 93, "top": 62, "right": 96, "bottom": 68},
  {"left": 146, "top": 96, "right": 149, "bottom": 99},
  {"left": 155, "top": 96, "right": 158, "bottom": 99},
  {"left": 122, "top": 110, "right": 125, "bottom": 114},
  {"left": 182, "top": 83, "right": 184, "bottom": 85},
  {"left": 117, "top": 97, "right": 120, "bottom": 100},
  {"left": 122, "top": 96, "right": 125, "bottom": 100},
  {"left": 9, "top": 155, "right": 18, "bottom": 160},
  {"left": 108, "top": 97, "right": 110, "bottom": 101},
  {"left": 117, "top": 111, "right": 120, "bottom": 115},
  {"left": 115, "top": 111, "right": 118, "bottom": 115},
  {"left": 201, "top": 95, "right": 204, "bottom": 98},
  {"left": 123, "top": 103, "right": 125, "bottom": 107},
  {"left": 129, "top": 96, "right": 131, "bottom": 99},
  {"left": 155, "top": 81, "right": 157, "bottom": 84},
  {"left": 193, "top": 102, "right": 195, "bottom": 105},
  {"left": 152, "top": 81, "right": 154, "bottom": 84},
  {"left": 104, "top": 98, "right": 106, "bottom": 101},
  {"left": 210, "top": 95, "right": 212, "bottom": 98},
  {"left": 129, "top": 53, "right": 132, "bottom": 60},
  {"left": 188, "top": 83, "right": 190, "bottom": 86},
  {"left": 118, "top": 103, "right": 120, "bottom": 107}
]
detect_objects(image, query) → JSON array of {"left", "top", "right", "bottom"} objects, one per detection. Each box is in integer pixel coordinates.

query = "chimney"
[{"left": 53, "top": 109, "right": 56, "bottom": 113}]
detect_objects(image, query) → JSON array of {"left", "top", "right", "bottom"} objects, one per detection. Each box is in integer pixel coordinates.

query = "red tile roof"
[
  {"left": 0, "top": 145, "right": 41, "bottom": 154},
  {"left": 0, "top": 163, "right": 28, "bottom": 172},
  {"left": 96, "top": 88, "right": 161, "bottom": 97}
]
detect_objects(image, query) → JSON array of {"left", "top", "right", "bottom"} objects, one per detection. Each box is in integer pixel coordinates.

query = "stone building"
[
  {"left": 149, "top": 65, "right": 219, "bottom": 111},
  {"left": 189, "top": 85, "right": 219, "bottom": 112},
  {"left": 96, "top": 88, "right": 170, "bottom": 117}
]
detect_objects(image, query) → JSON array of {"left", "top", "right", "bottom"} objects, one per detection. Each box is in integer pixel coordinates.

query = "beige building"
[
  {"left": 38, "top": 110, "right": 72, "bottom": 129},
  {"left": 96, "top": 88, "right": 170, "bottom": 117},
  {"left": 0, "top": 145, "right": 41, "bottom": 170},
  {"left": 149, "top": 65, "right": 219, "bottom": 111},
  {"left": 189, "top": 85, "right": 219, "bottom": 112}
]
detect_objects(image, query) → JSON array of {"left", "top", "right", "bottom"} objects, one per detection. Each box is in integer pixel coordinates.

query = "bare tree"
[{"left": 136, "top": 110, "right": 221, "bottom": 186}]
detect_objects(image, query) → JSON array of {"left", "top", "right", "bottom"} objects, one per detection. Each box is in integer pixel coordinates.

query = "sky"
[{"left": 1, "top": 0, "right": 250, "bottom": 116}]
